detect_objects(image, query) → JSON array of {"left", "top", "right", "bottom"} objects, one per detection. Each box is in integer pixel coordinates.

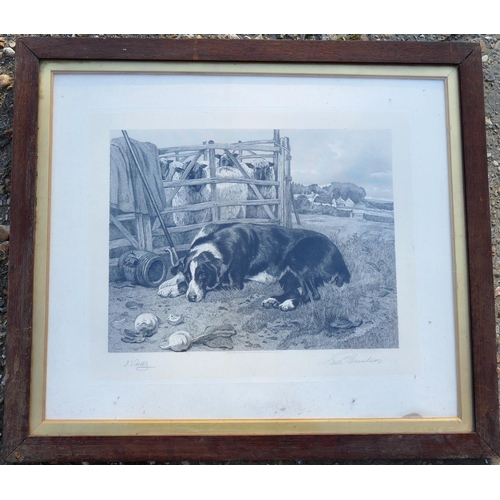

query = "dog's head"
[{"left": 172, "top": 251, "right": 225, "bottom": 302}]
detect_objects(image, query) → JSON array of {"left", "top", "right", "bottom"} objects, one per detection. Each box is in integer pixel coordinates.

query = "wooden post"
[
  {"left": 278, "top": 136, "right": 286, "bottom": 226},
  {"left": 273, "top": 129, "right": 280, "bottom": 181},
  {"left": 208, "top": 140, "right": 218, "bottom": 222},
  {"left": 135, "top": 214, "right": 153, "bottom": 250},
  {"left": 203, "top": 141, "right": 208, "bottom": 162},
  {"left": 282, "top": 137, "right": 293, "bottom": 228}
]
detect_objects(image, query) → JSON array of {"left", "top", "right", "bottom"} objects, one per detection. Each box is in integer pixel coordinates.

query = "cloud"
[{"left": 285, "top": 129, "right": 393, "bottom": 199}]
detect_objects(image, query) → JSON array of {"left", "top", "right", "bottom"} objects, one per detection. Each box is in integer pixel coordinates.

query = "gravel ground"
[{"left": 0, "top": 33, "right": 499, "bottom": 465}]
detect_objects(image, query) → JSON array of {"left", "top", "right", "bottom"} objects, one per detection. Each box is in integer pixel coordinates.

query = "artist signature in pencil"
[
  {"left": 124, "top": 358, "right": 155, "bottom": 371},
  {"left": 322, "top": 354, "right": 382, "bottom": 366}
]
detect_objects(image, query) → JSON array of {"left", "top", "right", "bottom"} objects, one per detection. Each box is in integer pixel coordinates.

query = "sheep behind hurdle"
[
  {"left": 162, "top": 159, "right": 212, "bottom": 227},
  {"left": 215, "top": 153, "right": 247, "bottom": 221},
  {"left": 245, "top": 158, "right": 277, "bottom": 219}
]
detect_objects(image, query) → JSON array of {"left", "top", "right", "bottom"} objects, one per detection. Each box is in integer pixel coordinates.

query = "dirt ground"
[{"left": 108, "top": 214, "right": 398, "bottom": 353}]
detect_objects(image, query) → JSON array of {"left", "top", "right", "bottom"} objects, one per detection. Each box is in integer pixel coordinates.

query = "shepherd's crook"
[{"left": 121, "top": 130, "right": 179, "bottom": 267}]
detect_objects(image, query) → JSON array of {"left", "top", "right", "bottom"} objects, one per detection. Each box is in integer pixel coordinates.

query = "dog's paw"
[
  {"left": 262, "top": 297, "right": 280, "bottom": 309},
  {"left": 159, "top": 280, "right": 175, "bottom": 291},
  {"left": 158, "top": 285, "right": 182, "bottom": 298},
  {"left": 279, "top": 299, "right": 297, "bottom": 312},
  {"left": 159, "top": 273, "right": 184, "bottom": 291}
]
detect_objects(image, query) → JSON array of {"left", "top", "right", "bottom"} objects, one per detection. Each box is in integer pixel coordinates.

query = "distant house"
[
  {"left": 336, "top": 197, "right": 346, "bottom": 207},
  {"left": 345, "top": 197, "right": 355, "bottom": 207}
]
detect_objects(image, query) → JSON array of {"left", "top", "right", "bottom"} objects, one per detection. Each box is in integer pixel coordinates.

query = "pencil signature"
[
  {"left": 124, "top": 358, "right": 155, "bottom": 371},
  {"left": 322, "top": 354, "right": 382, "bottom": 366}
]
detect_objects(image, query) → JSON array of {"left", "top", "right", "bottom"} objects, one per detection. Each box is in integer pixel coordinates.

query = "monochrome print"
[{"left": 108, "top": 129, "right": 397, "bottom": 353}]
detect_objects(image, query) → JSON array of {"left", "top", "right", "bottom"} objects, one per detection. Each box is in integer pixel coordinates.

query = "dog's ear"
[
  {"left": 211, "top": 257, "right": 224, "bottom": 275},
  {"left": 245, "top": 162, "right": 255, "bottom": 169},
  {"left": 206, "top": 257, "right": 227, "bottom": 289},
  {"left": 178, "top": 281, "right": 188, "bottom": 295}
]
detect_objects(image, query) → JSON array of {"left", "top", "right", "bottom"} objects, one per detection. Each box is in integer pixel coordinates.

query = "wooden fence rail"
[
  {"left": 164, "top": 178, "right": 280, "bottom": 188},
  {"left": 158, "top": 141, "right": 279, "bottom": 156},
  {"left": 161, "top": 198, "right": 281, "bottom": 214}
]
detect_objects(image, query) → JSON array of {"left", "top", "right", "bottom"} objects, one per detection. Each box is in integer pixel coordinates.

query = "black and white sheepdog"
[{"left": 159, "top": 223, "right": 350, "bottom": 311}]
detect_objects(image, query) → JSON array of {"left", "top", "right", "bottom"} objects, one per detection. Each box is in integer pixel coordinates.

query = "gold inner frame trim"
[{"left": 30, "top": 61, "right": 472, "bottom": 437}]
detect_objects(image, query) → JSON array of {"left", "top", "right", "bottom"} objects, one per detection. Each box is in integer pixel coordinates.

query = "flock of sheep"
[{"left": 160, "top": 153, "right": 278, "bottom": 227}]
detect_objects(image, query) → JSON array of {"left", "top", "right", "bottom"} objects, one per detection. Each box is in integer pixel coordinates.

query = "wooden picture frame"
[{"left": 3, "top": 37, "right": 499, "bottom": 462}]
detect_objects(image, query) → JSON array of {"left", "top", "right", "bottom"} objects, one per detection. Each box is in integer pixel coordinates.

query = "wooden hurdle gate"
[{"left": 109, "top": 130, "right": 294, "bottom": 265}]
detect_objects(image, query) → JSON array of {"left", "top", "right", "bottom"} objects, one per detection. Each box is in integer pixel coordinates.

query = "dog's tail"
[
  {"left": 330, "top": 246, "right": 351, "bottom": 287},
  {"left": 334, "top": 267, "right": 351, "bottom": 287}
]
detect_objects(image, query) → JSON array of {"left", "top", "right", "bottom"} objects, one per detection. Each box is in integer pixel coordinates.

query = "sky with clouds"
[{"left": 112, "top": 128, "right": 393, "bottom": 201}]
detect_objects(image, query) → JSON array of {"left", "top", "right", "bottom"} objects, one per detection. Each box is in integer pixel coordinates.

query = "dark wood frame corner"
[{"left": 3, "top": 37, "right": 499, "bottom": 463}]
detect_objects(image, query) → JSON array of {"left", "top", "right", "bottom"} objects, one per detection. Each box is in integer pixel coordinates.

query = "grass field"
[{"left": 108, "top": 213, "right": 398, "bottom": 352}]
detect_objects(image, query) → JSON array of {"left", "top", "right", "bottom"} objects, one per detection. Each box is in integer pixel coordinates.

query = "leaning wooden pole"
[
  {"left": 121, "top": 130, "right": 179, "bottom": 266},
  {"left": 290, "top": 184, "right": 301, "bottom": 225}
]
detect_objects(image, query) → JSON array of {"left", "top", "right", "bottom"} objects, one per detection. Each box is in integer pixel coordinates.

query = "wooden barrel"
[{"left": 118, "top": 250, "right": 169, "bottom": 287}]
